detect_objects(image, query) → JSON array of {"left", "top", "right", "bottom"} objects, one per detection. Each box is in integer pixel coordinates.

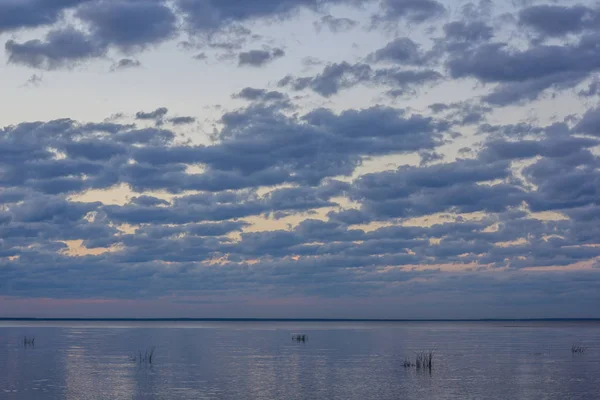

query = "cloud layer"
[{"left": 1, "top": 0, "right": 599, "bottom": 317}]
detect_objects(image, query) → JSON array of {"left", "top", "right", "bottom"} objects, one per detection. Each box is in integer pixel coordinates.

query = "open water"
[{"left": 0, "top": 320, "right": 599, "bottom": 399}]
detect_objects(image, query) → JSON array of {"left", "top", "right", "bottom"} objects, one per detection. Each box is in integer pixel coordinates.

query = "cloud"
[
  {"left": 279, "top": 62, "right": 372, "bottom": 96},
  {"left": 523, "top": 150, "right": 600, "bottom": 213},
  {"left": 0, "top": 101, "right": 440, "bottom": 200},
  {"left": 429, "top": 100, "right": 491, "bottom": 126},
  {"left": 2, "top": 0, "right": 600, "bottom": 316},
  {"left": 136, "top": 107, "right": 169, "bottom": 121},
  {"left": 3, "top": 0, "right": 176, "bottom": 69},
  {"left": 1, "top": 0, "right": 444, "bottom": 71},
  {"left": 130, "top": 195, "right": 170, "bottom": 207},
  {"left": 480, "top": 136, "right": 599, "bottom": 164},
  {"left": 103, "top": 184, "right": 342, "bottom": 225},
  {"left": 234, "top": 87, "right": 287, "bottom": 102},
  {"left": 5, "top": 28, "right": 106, "bottom": 69},
  {"left": 76, "top": 0, "right": 178, "bottom": 51},
  {"left": 349, "top": 159, "right": 524, "bottom": 219},
  {"left": 575, "top": 107, "right": 600, "bottom": 137},
  {"left": 232, "top": 88, "right": 291, "bottom": 109},
  {"left": 1, "top": 104, "right": 600, "bottom": 307},
  {"left": 578, "top": 78, "right": 600, "bottom": 97},
  {"left": 447, "top": 32, "right": 600, "bottom": 105},
  {"left": 374, "top": 0, "right": 446, "bottom": 24},
  {"left": 368, "top": 37, "right": 429, "bottom": 65},
  {"left": 110, "top": 58, "right": 142, "bottom": 71},
  {"left": 169, "top": 116, "right": 197, "bottom": 126},
  {"left": 193, "top": 52, "right": 208, "bottom": 60},
  {"left": 279, "top": 61, "right": 441, "bottom": 97},
  {"left": 442, "top": 20, "right": 494, "bottom": 47},
  {"left": 314, "top": 15, "right": 358, "bottom": 33},
  {"left": 175, "top": 0, "right": 335, "bottom": 33},
  {"left": 131, "top": 104, "right": 443, "bottom": 190},
  {"left": 374, "top": 68, "right": 442, "bottom": 97},
  {"left": 0, "top": 0, "right": 86, "bottom": 33},
  {"left": 483, "top": 71, "right": 588, "bottom": 106},
  {"left": 518, "top": 4, "right": 599, "bottom": 38},
  {"left": 25, "top": 74, "right": 43, "bottom": 87},
  {"left": 64, "top": 140, "right": 128, "bottom": 161},
  {"left": 238, "top": 48, "right": 285, "bottom": 67}
]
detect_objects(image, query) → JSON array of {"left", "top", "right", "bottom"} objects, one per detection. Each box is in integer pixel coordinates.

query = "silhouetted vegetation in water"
[
  {"left": 403, "top": 350, "right": 435, "bottom": 370},
  {"left": 292, "top": 334, "right": 307, "bottom": 342},
  {"left": 23, "top": 336, "right": 35, "bottom": 347},
  {"left": 572, "top": 343, "right": 587, "bottom": 354},
  {"left": 415, "top": 350, "right": 434, "bottom": 370},
  {"left": 132, "top": 346, "right": 156, "bottom": 364}
]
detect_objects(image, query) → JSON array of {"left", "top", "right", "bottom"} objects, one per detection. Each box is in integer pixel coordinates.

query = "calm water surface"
[{"left": 1, "top": 320, "right": 599, "bottom": 399}]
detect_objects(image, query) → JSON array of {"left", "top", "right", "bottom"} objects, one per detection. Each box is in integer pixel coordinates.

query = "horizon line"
[{"left": 1, "top": 317, "right": 599, "bottom": 322}]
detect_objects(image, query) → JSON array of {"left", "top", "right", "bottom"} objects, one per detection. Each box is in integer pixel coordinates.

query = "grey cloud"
[
  {"left": 76, "top": 0, "right": 178, "bottom": 51},
  {"left": 578, "top": 78, "right": 600, "bottom": 97},
  {"left": 123, "top": 220, "right": 247, "bottom": 240},
  {"left": 3, "top": 0, "right": 176, "bottom": 69},
  {"left": 25, "top": 74, "right": 43, "bottom": 87},
  {"left": 443, "top": 20, "right": 493, "bottom": 47},
  {"left": 575, "top": 107, "right": 600, "bottom": 137},
  {"left": 368, "top": 37, "right": 428, "bottom": 65},
  {"left": 11, "top": 196, "right": 99, "bottom": 224},
  {"left": 480, "top": 137, "right": 600, "bottom": 163},
  {"left": 130, "top": 104, "right": 442, "bottom": 191},
  {"left": 238, "top": 48, "right": 285, "bottom": 67},
  {"left": 447, "top": 33, "right": 600, "bottom": 105},
  {"left": 136, "top": 107, "right": 169, "bottom": 121},
  {"left": 193, "top": 52, "right": 208, "bottom": 60},
  {"left": 234, "top": 87, "right": 287, "bottom": 102},
  {"left": 327, "top": 209, "right": 371, "bottom": 225},
  {"left": 5, "top": 28, "right": 106, "bottom": 69},
  {"left": 374, "top": 0, "right": 446, "bottom": 24},
  {"left": 130, "top": 195, "right": 170, "bottom": 207},
  {"left": 279, "top": 62, "right": 441, "bottom": 97},
  {"left": 176, "top": 0, "right": 335, "bottom": 33},
  {"left": 190, "top": 24, "right": 255, "bottom": 51},
  {"left": 524, "top": 152, "right": 600, "bottom": 213},
  {"left": 449, "top": 42, "right": 561, "bottom": 82},
  {"left": 518, "top": 4, "right": 599, "bottom": 38},
  {"left": 0, "top": 119, "right": 174, "bottom": 198},
  {"left": 350, "top": 159, "right": 523, "bottom": 219},
  {"left": 429, "top": 101, "right": 491, "bottom": 126},
  {"left": 374, "top": 68, "right": 442, "bottom": 97},
  {"left": 115, "top": 127, "right": 175, "bottom": 144},
  {"left": 110, "top": 58, "right": 142, "bottom": 71},
  {"left": 279, "top": 62, "right": 372, "bottom": 96},
  {"left": 0, "top": 189, "right": 28, "bottom": 205},
  {"left": 483, "top": 71, "right": 588, "bottom": 106},
  {"left": 103, "top": 184, "right": 340, "bottom": 225},
  {"left": 169, "top": 116, "right": 197, "bottom": 125},
  {"left": 302, "top": 56, "right": 323, "bottom": 67},
  {"left": 471, "top": 121, "right": 600, "bottom": 214},
  {"left": 419, "top": 151, "right": 443, "bottom": 165},
  {"left": 478, "top": 122, "right": 545, "bottom": 139},
  {"left": 3, "top": 75, "right": 600, "bottom": 306},
  {"left": 64, "top": 140, "right": 127, "bottom": 161},
  {"left": 314, "top": 15, "right": 358, "bottom": 33},
  {"left": 0, "top": 0, "right": 87, "bottom": 33},
  {"left": 32, "top": 177, "right": 87, "bottom": 195},
  {"left": 460, "top": 0, "right": 494, "bottom": 21}
]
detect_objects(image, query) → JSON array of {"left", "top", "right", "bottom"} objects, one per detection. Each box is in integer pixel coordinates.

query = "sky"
[{"left": 1, "top": 0, "right": 599, "bottom": 319}]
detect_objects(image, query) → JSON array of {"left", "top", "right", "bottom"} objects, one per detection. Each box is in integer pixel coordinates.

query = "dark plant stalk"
[
  {"left": 135, "top": 347, "right": 156, "bottom": 364},
  {"left": 23, "top": 336, "right": 36, "bottom": 347},
  {"left": 572, "top": 343, "right": 587, "bottom": 354}
]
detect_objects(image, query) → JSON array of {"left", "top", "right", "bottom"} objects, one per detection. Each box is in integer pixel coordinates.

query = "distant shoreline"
[{"left": 1, "top": 318, "right": 599, "bottom": 322}]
